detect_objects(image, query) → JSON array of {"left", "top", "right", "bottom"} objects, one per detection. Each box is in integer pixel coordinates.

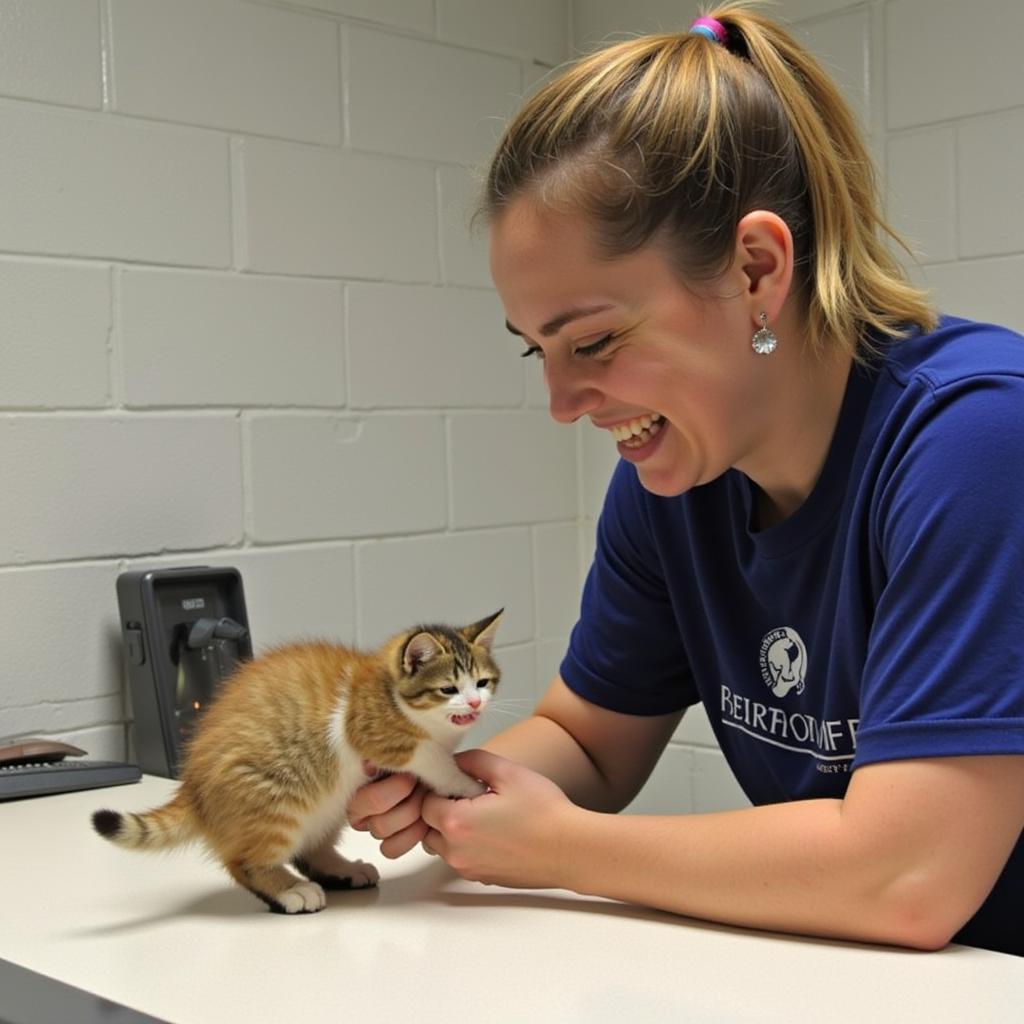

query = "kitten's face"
[
  {"left": 395, "top": 612, "right": 502, "bottom": 735},
  {"left": 413, "top": 665, "right": 497, "bottom": 731}
]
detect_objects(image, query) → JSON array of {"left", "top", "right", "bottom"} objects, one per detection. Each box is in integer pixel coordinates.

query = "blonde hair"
[{"left": 482, "top": 1, "right": 936, "bottom": 357}]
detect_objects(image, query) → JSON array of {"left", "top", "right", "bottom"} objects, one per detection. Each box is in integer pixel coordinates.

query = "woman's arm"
[
  {"left": 583, "top": 754, "right": 1023, "bottom": 949},
  {"left": 422, "top": 746, "right": 1024, "bottom": 952},
  {"left": 482, "top": 676, "right": 683, "bottom": 812}
]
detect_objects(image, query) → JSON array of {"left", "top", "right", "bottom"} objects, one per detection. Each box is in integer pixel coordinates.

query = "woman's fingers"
[
  {"left": 348, "top": 772, "right": 418, "bottom": 828},
  {"left": 380, "top": 817, "right": 431, "bottom": 860},
  {"left": 349, "top": 774, "right": 431, "bottom": 859}
]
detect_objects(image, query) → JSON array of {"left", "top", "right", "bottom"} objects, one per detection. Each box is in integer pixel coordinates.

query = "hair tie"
[{"left": 689, "top": 16, "right": 728, "bottom": 45}]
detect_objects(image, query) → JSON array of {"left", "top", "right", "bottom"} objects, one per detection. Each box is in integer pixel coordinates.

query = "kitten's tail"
[{"left": 91, "top": 792, "right": 196, "bottom": 852}]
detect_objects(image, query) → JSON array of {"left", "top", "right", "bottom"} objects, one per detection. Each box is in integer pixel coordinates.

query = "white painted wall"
[{"left": 0, "top": 0, "right": 572, "bottom": 759}]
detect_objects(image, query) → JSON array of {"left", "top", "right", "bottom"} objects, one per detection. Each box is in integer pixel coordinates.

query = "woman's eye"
[
  {"left": 520, "top": 333, "right": 615, "bottom": 360},
  {"left": 439, "top": 686, "right": 458, "bottom": 696},
  {"left": 574, "top": 333, "right": 615, "bottom": 358}
]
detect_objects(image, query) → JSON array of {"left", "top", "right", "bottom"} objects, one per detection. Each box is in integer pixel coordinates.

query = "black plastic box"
[{"left": 116, "top": 567, "right": 252, "bottom": 778}]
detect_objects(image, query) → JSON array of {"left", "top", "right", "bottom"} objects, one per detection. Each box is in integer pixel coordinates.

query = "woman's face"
[{"left": 489, "top": 198, "right": 780, "bottom": 498}]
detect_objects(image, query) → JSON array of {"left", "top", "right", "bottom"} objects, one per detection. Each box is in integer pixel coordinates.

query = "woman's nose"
[{"left": 545, "top": 362, "right": 601, "bottom": 424}]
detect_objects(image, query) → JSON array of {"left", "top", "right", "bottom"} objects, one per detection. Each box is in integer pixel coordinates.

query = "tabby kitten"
[{"left": 92, "top": 610, "right": 502, "bottom": 914}]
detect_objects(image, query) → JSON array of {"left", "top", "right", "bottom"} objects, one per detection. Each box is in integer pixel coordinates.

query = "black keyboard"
[{"left": 0, "top": 759, "right": 142, "bottom": 800}]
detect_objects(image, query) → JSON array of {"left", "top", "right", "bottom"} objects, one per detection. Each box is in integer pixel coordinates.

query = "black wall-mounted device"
[{"left": 116, "top": 567, "right": 253, "bottom": 778}]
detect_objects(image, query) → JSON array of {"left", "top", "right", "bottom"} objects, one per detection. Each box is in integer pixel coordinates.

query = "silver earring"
[{"left": 752, "top": 312, "right": 778, "bottom": 355}]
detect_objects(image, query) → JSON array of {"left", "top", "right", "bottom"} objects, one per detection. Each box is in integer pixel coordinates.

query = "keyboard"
[{"left": 0, "top": 759, "right": 142, "bottom": 800}]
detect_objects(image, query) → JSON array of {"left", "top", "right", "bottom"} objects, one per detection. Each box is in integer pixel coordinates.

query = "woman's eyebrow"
[{"left": 505, "top": 304, "right": 613, "bottom": 339}]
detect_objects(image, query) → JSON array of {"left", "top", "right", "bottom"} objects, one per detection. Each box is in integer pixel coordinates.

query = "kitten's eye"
[
  {"left": 476, "top": 679, "right": 492, "bottom": 689},
  {"left": 438, "top": 686, "right": 458, "bottom": 696}
]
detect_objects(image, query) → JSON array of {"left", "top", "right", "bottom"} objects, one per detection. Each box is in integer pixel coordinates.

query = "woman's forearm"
[
  {"left": 481, "top": 680, "right": 683, "bottom": 814},
  {"left": 482, "top": 715, "right": 627, "bottom": 813},
  {"left": 553, "top": 755, "right": 1024, "bottom": 952},
  {"left": 558, "top": 799, "right": 950, "bottom": 951},
  {"left": 424, "top": 751, "right": 1018, "bottom": 952}
]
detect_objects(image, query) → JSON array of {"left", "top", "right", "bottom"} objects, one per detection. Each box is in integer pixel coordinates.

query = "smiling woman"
[
  {"left": 488, "top": 198, "right": 834, "bottom": 503},
  {"left": 349, "top": 1, "right": 1024, "bottom": 957}
]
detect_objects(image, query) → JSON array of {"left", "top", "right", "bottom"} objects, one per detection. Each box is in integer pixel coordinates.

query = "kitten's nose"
[{"left": 467, "top": 694, "right": 481, "bottom": 710}]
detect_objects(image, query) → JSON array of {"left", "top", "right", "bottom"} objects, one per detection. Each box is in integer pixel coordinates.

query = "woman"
[{"left": 349, "top": 3, "right": 1024, "bottom": 954}]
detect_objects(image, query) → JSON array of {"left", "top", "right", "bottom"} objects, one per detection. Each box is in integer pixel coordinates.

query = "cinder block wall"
[
  {"left": 0, "top": 0, "right": 574, "bottom": 759},
  {"left": 574, "top": 0, "right": 1024, "bottom": 814}
]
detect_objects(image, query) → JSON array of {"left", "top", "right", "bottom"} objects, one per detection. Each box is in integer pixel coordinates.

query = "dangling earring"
[{"left": 752, "top": 312, "right": 778, "bottom": 355}]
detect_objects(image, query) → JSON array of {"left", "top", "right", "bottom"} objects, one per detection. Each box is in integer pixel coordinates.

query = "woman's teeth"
[{"left": 611, "top": 414, "right": 664, "bottom": 448}]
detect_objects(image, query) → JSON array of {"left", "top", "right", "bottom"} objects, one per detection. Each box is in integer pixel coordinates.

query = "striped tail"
[{"left": 91, "top": 792, "right": 196, "bottom": 851}]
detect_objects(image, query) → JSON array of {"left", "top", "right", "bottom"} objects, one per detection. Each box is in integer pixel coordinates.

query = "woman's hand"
[
  {"left": 348, "top": 772, "right": 431, "bottom": 859},
  {"left": 420, "top": 749, "right": 582, "bottom": 890}
]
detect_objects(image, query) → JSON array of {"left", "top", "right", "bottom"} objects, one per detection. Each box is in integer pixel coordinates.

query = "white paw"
[
  {"left": 349, "top": 861, "right": 380, "bottom": 888},
  {"left": 279, "top": 880, "right": 326, "bottom": 914},
  {"left": 310, "top": 853, "right": 380, "bottom": 889},
  {"left": 440, "top": 775, "right": 486, "bottom": 799}
]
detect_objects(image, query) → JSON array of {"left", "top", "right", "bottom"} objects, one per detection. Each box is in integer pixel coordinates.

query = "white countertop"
[{"left": 1, "top": 775, "right": 1021, "bottom": 1023}]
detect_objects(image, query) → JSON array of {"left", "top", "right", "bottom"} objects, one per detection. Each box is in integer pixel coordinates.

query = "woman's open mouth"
[
  {"left": 609, "top": 413, "right": 667, "bottom": 462},
  {"left": 610, "top": 412, "right": 664, "bottom": 448}
]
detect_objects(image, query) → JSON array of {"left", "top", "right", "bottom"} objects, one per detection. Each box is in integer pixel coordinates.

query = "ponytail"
[{"left": 482, "top": 1, "right": 936, "bottom": 357}]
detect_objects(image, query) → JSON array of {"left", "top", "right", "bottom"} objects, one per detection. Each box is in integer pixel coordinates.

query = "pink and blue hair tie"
[{"left": 689, "top": 16, "right": 728, "bottom": 45}]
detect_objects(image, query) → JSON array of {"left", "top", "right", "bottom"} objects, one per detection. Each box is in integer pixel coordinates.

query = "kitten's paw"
[
  {"left": 346, "top": 861, "right": 380, "bottom": 889},
  {"left": 440, "top": 775, "right": 486, "bottom": 799},
  {"left": 278, "top": 880, "right": 326, "bottom": 914},
  {"left": 317, "top": 860, "right": 380, "bottom": 891},
  {"left": 295, "top": 853, "right": 380, "bottom": 890}
]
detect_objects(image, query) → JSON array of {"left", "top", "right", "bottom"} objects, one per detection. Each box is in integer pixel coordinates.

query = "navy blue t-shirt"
[{"left": 561, "top": 316, "right": 1024, "bottom": 955}]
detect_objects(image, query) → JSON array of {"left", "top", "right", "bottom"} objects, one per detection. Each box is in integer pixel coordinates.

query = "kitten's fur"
[{"left": 92, "top": 611, "right": 502, "bottom": 914}]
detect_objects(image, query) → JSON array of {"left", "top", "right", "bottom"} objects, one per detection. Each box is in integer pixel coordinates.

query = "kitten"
[{"left": 92, "top": 610, "right": 502, "bottom": 914}]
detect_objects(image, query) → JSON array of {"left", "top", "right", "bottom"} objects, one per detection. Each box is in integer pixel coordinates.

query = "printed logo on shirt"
[
  {"left": 759, "top": 626, "right": 807, "bottom": 698},
  {"left": 719, "top": 625, "right": 859, "bottom": 770}
]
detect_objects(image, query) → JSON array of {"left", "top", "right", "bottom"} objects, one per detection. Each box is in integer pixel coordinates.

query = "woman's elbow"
[{"left": 873, "top": 876, "right": 974, "bottom": 952}]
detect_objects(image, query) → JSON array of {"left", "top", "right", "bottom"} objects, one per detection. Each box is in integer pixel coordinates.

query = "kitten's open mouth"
[{"left": 450, "top": 713, "right": 479, "bottom": 726}]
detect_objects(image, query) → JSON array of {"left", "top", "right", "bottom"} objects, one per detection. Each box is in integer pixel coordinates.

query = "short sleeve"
[
  {"left": 560, "top": 461, "right": 697, "bottom": 716},
  {"left": 855, "top": 372, "right": 1024, "bottom": 765}
]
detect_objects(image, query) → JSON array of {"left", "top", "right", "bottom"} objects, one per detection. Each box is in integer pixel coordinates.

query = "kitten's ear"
[
  {"left": 463, "top": 609, "right": 503, "bottom": 653},
  {"left": 402, "top": 631, "right": 444, "bottom": 675}
]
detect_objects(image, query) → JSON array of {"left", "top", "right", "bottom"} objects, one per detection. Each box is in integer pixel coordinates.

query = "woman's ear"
[{"left": 733, "top": 211, "right": 795, "bottom": 323}]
